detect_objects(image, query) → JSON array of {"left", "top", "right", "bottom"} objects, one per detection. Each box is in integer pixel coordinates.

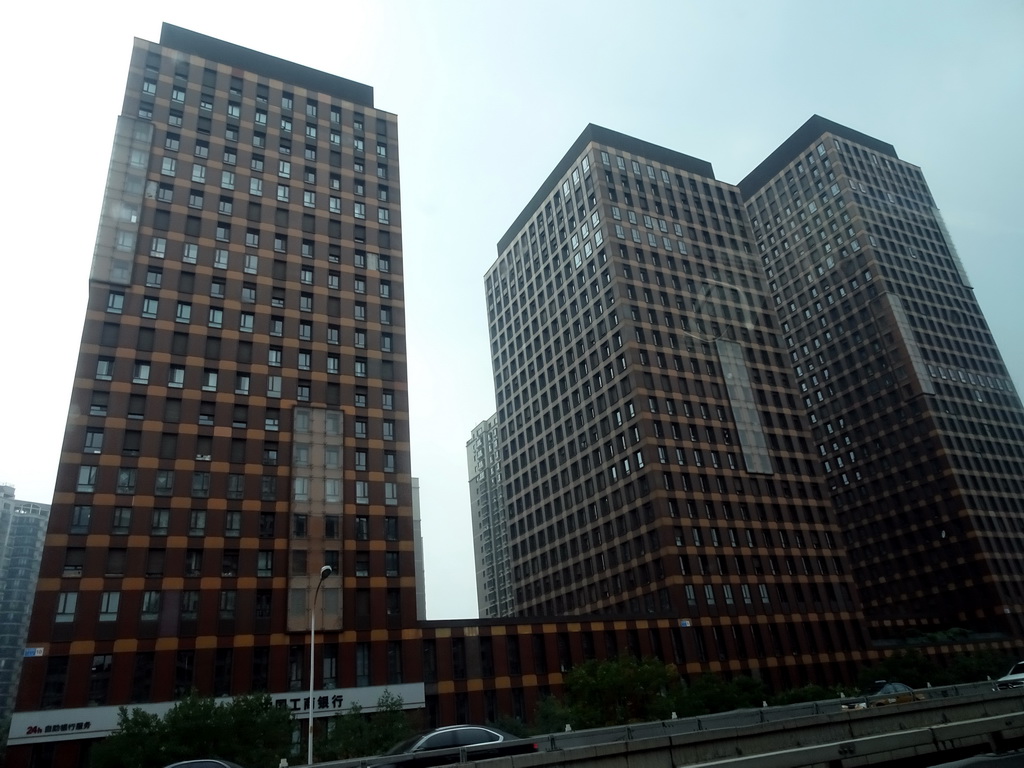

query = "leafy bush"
[
  {"left": 315, "top": 689, "right": 415, "bottom": 760},
  {"left": 89, "top": 693, "right": 291, "bottom": 768}
]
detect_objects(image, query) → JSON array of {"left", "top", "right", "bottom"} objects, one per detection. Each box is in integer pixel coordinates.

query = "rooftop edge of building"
[
  {"left": 159, "top": 23, "right": 374, "bottom": 109},
  {"left": 496, "top": 124, "right": 716, "bottom": 256},
  {"left": 737, "top": 115, "right": 899, "bottom": 199}
]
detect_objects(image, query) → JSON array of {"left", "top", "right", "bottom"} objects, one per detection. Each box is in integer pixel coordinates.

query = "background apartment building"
[
  {"left": 0, "top": 486, "right": 50, "bottom": 724},
  {"left": 484, "top": 125, "right": 872, "bottom": 688},
  {"left": 739, "top": 116, "right": 1024, "bottom": 640},
  {"left": 467, "top": 415, "right": 515, "bottom": 618}
]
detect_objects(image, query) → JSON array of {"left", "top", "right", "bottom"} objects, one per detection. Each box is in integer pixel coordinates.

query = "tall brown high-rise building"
[
  {"left": 9, "top": 24, "right": 421, "bottom": 767},
  {"left": 485, "top": 125, "right": 871, "bottom": 682},
  {"left": 739, "top": 116, "right": 1024, "bottom": 640}
]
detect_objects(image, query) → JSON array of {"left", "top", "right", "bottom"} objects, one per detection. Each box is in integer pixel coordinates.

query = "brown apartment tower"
[
  {"left": 485, "top": 125, "right": 872, "bottom": 678},
  {"left": 9, "top": 24, "right": 421, "bottom": 767},
  {"left": 485, "top": 119, "right": 1024, "bottom": 654},
  {"left": 738, "top": 116, "right": 1024, "bottom": 641}
]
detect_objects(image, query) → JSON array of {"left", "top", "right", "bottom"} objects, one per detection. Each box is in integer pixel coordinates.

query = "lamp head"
[{"left": 319, "top": 565, "right": 332, "bottom": 581}]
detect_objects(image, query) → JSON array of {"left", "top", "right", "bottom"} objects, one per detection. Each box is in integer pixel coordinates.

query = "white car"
[{"left": 995, "top": 661, "right": 1024, "bottom": 690}]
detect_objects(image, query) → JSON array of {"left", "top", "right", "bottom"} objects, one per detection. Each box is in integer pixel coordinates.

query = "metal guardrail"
[{"left": 314, "top": 680, "right": 1009, "bottom": 767}]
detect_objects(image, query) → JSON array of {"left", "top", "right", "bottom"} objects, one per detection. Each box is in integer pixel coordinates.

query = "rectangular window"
[
  {"left": 56, "top": 593, "right": 78, "bottom": 623},
  {"left": 141, "top": 592, "right": 161, "bottom": 621},
  {"left": 70, "top": 505, "right": 92, "bottom": 536},
  {"left": 188, "top": 510, "right": 207, "bottom": 535},
  {"left": 112, "top": 507, "right": 131, "bottom": 534},
  {"left": 181, "top": 591, "right": 199, "bottom": 620},
  {"left": 116, "top": 468, "right": 137, "bottom": 494},
  {"left": 151, "top": 509, "right": 170, "bottom": 535},
  {"left": 192, "top": 472, "right": 210, "bottom": 498},
  {"left": 219, "top": 590, "right": 237, "bottom": 618},
  {"left": 99, "top": 592, "right": 120, "bottom": 622}
]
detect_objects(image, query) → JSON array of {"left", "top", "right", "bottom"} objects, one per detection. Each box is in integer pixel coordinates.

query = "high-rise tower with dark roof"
[
  {"left": 9, "top": 24, "right": 420, "bottom": 767},
  {"left": 484, "top": 124, "right": 872, "bottom": 687},
  {"left": 739, "top": 116, "right": 1024, "bottom": 641}
]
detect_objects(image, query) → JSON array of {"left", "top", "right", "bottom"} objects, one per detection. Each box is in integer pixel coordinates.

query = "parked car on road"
[
  {"left": 994, "top": 661, "right": 1024, "bottom": 690},
  {"left": 842, "top": 680, "right": 924, "bottom": 710},
  {"left": 378, "top": 725, "right": 539, "bottom": 767}
]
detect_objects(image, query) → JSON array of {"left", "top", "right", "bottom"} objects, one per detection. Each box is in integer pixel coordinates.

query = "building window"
[
  {"left": 154, "top": 470, "right": 174, "bottom": 497},
  {"left": 192, "top": 472, "right": 210, "bottom": 498},
  {"left": 325, "top": 478, "right": 341, "bottom": 503},
  {"left": 219, "top": 590, "right": 237, "bottom": 619},
  {"left": 83, "top": 429, "right": 103, "bottom": 455},
  {"left": 141, "top": 592, "right": 161, "bottom": 621},
  {"left": 70, "top": 505, "right": 92, "bottom": 536},
  {"left": 112, "top": 507, "right": 131, "bottom": 534},
  {"left": 355, "top": 644, "right": 370, "bottom": 687},
  {"left": 355, "top": 481, "right": 369, "bottom": 504},
  {"left": 202, "top": 369, "right": 218, "bottom": 391},
  {"left": 188, "top": 510, "right": 207, "bottom": 535},
  {"left": 385, "top": 552, "right": 399, "bottom": 577},
  {"left": 249, "top": 550, "right": 271, "bottom": 578},
  {"left": 55, "top": 593, "right": 77, "bottom": 623},
  {"left": 181, "top": 591, "right": 199, "bottom": 620},
  {"left": 116, "top": 468, "right": 137, "bottom": 494},
  {"left": 106, "top": 291, "right": 125, "bottom": 314},
  {"left": 99, "top": 592, "right": 120, "bottom": 622},
  {"left": 185, "top": 549, "right": 202, "bottom": 576},
  {"left": 222, "top": 551, "right": 240, "bottom": 577},
  {"left": 151, "top": 509, "right": 170, "bottom": 535}
]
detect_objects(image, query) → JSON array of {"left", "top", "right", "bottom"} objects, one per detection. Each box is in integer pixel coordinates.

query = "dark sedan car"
[
  {"left": 842, "top": 680, "right": 924, "bottom": 710},
  {"left": 379, "top": 725, "right": 538, "bottom": 767}
]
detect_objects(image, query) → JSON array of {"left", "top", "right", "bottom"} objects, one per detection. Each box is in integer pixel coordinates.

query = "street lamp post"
[{"left": 308, "top": 564, "right": 332, "bottom": 765}]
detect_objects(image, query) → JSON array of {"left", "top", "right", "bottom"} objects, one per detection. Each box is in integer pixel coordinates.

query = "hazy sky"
[{"left": 1, "top": 1, "right": 1021, "bottom": 620}]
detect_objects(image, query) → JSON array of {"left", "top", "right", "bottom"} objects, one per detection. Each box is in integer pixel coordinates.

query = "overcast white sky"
[{"left": 1, "top": 1, "right": 1022, "bottom": 620}]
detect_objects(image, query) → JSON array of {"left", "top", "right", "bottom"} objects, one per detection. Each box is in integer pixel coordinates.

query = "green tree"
[
  {"left": 533, "top": 694, "right": 580, "bottom": 734},
  {"left": 89, "top": 693, "right": 291, "bottom": 768},
  {"left": 857, "top": 649, "right": 941, "bottom": 690},
  {"left": 90, "top": 707, "right": 167, "bottom": 768},
  {"left": 317, "top": 689, "right": 414, "bottom": 760},
  {"left": 220, "top": 693, "right": 295, "bottom": 768},
  {"left": 944, "top": 650, "right": 1015, "bottom": 685},
  {"left": 559, "top": 657, "right": 683, "bottom": 728},
  {"left": 676, "top": 674, "right": 766, "bottom": 716}
]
